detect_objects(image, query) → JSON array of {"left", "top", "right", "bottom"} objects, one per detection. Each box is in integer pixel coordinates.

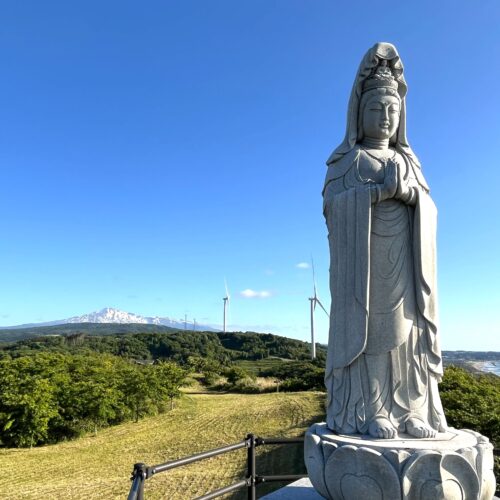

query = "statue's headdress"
[
  {"left": 362, "top": 59, "right": 399, "bottom": 93},
  {"left": 326, "top": 42, "right": 425, "bottom": 180}
]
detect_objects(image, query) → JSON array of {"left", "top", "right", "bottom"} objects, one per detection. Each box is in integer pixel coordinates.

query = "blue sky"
[{"left": 0, "top": 1, "right": 499, "bottom": 350}]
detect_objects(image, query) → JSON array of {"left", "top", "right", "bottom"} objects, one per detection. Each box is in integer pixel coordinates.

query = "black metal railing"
[{"left": 128, "top": 434, "right": 306, "bottom": 500}]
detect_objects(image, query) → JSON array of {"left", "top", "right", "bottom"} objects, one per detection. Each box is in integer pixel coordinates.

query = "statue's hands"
[
  {"left": 393, "top": 161, "right": 418, "bottom": 205},
  {"left": 379, "top": 160, "right": 398, "bottom": 201},
  {"left": 395, "top": 162, "right": 412, "bottom": 201}
]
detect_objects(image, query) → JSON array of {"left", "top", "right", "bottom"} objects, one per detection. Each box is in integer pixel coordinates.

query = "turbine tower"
[
  {"left": 309, "top": 259, "right": 329, "bottom": 359},
  {"left": 223, "top": 279, "right": 230, "bottom": 333}
]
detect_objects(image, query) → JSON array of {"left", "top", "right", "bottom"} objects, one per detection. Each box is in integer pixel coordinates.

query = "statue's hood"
[{"left": 326, "top": 42, "right": 420, "bottom": 170}]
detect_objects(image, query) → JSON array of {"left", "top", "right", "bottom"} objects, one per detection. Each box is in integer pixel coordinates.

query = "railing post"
[
  {"left": 128, "top": 462, "right": 147, "bottom": 500},
  {"left": 138, "top": 470, "right": 145, "bottom": 500},
  {"left": 246, "top": 433, "right": 256, "bottom": 500}
]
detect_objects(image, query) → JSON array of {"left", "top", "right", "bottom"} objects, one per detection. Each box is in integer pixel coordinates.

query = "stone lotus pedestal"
[{"left": 304, "top": 423, "right": 496, "bottom": 500}]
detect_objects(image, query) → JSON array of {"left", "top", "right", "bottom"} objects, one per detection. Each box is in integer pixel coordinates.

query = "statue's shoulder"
[
  {"left": 393, "top": 149, "right": 406, "bottom": 165},
  {"left": 325, "top": 147, "right": 360, "bottom": 184}
]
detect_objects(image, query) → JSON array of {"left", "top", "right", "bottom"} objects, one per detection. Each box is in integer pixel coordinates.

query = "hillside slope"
[
  {"left": 0, "top": 392, "right": 325, "bottom": 499},
  {"left": 0, "top": 329, "right": 327, "bottom": 363}
]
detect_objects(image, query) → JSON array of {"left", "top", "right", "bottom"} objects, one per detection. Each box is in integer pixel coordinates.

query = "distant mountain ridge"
[
  {"left": 0, "top": 307, "right": 218, "bottom": 332},
  {"left": 0, "top": 323, "right": 181, "bottom": 343}
]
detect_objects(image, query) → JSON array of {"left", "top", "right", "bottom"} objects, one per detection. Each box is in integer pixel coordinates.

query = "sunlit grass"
[{"left": 1, "top": 392, "right": 325, "bottom": 499}]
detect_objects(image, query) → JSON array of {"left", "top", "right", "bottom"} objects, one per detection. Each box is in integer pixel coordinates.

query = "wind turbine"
[
  {"left": 309, "top": 259, "right": 329, "bottom": 359},
  {"left": 223, "top": 279, "right": 230, "bottom": 333}
]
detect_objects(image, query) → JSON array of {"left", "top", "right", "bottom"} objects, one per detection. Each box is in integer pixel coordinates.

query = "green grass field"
[
  {"left": 235, "top": 358, "right": 294, "bottom": 376},
  {"left": 0, "top": 391, "right": 326, "bottom": 499}
]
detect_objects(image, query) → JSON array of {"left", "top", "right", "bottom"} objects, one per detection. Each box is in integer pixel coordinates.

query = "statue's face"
[{"left": 362, "top": 94, "right": 400, "bottom": 141}]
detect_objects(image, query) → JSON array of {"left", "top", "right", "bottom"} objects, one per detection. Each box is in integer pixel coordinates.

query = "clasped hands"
[{"left": 371, "top": 159, "right": 415, "bottom": 204}]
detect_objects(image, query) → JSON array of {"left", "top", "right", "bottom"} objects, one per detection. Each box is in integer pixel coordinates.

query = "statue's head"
[
  {"left": 326, "top": 42, "right": 428, "bottom": 189},
  {"left": 358, "top": 88, "right": 401, "bottom": 142},
  {"left": 357, "top": 60, "right": 401, "bottom": 142}
]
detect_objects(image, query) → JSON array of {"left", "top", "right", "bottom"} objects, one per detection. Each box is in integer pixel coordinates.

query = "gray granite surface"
[
  {"left": 323, "top": 42, "right": 446, "bottom": 440},
  {"left": 306, "top": 41, "right": 497, "bottom": 499},
  {"left": 262, "top": 478, "right": 499, "bottom": 500},
  {"left": 261, "top": 478, "right": 322, "bottom": 499}
]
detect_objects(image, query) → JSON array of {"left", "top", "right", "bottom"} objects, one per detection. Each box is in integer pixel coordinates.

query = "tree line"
[
  {"left": 0, "top": 352, "right": 187, "bottom": 448},
  {"left": 0, "top": 330, "right": 327, "bottom": 364}
]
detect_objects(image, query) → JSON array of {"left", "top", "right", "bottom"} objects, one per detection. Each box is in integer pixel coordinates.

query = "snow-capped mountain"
[
  {"left": 65, "top": 308, "right": 163, "bottom": 325},
  {"left": 1, "top": 307, "right": 219, "bottom": 331}
]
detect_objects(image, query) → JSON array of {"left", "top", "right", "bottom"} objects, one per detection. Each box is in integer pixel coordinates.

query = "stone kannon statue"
[
  {"left": 322, "top": 42, "right": 447, "bottom": 440},
  {"left": 304, "top": 42, "right": 496, "bottom": 500}
]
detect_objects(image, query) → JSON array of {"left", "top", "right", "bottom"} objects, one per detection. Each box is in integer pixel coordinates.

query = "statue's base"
[
  {"left": 261, "top": 478, "right": 500, "bottom": 500},
  {"left": 304, "top": 422, "right": 496, "bottom": 500}
]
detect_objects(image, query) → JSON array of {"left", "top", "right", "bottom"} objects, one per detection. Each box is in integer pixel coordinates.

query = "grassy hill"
[
  {"left": 0, "top": 391, "right": 326, "bottom": 499},
  {"left": 0, "top": 328, "right": 327, "bottom": 364}
]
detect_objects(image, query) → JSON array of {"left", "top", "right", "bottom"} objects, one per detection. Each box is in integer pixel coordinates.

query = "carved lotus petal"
[
  {"left": 383, "top": 449, "right": 411, "bottom": 475},
  {"left": 476, "top": 440, "right": 496, "bottom": 500},
  {"left": 402, "top": 451, "right": 480, "bottom": 500},
  {"left": 304, "top": 431, "right": 329, "bottom": 498},
  {"left": 322, "top": 440, "right": 338, "bottom": 462},
  {"left": 324, "top": 445, "right": 401, "bottom": 500},
  {"left": 457, "top": 446, "right": 478, "bottom": 470}
]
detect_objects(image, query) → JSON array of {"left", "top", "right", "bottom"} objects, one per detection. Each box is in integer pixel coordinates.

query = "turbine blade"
[
  {"left": 224, "top": 278, "right": 230, "bottom": 301},
  {"left": 311, "top": 256, "right": 317, "bottom": 298},
  {"left": 316, "top": 298, "right": 330, "bottom": 318}
]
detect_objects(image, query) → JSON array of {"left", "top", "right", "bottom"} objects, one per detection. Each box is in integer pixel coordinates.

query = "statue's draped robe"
[{"left": 323, "top": 146, "right": 447, "bottom": 434}]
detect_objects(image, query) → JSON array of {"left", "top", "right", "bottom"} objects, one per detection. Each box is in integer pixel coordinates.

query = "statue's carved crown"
[{"left": 363, "top": 60, "right": 399, "bottom": 92}]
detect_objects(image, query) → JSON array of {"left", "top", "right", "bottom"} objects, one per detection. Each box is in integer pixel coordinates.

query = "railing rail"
[{"left": 128, "top": 434, "right": 306, "bottom": 500}]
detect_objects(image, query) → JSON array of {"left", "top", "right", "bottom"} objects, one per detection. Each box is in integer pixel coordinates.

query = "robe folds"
[{"left": 323, "top": 151, "right": 447, "bottom": 435}]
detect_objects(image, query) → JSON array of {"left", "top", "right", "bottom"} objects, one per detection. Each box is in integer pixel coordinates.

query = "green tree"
[
  {"left": 439, "top": 365, "right": 500, "bottom": 492},
  {"left": 0, "top": 357, "right": 59, "bottom": 447},
  {"left": 152, "top": 361, "right": 188, "bottom": 410},
  {"left": 118, "top": 365, "right": 157, "bottom": 422},
  {"left": 225, "top": 366, "right": 251, "bottom": 385},
  {"left": 63, "top": 380, "right": 122, "bottom": 435}
]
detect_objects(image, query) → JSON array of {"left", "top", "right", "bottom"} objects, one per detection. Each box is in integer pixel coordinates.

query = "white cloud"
[
  {"left": 296, "top": 262, "right": 310, "bottom": 269},
  {"left": 239, "top": 289, "right": 272, "bottom": 299}
]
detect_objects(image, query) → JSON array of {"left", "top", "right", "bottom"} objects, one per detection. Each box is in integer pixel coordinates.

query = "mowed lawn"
[{"left": 0, "top": 392, "right": 326, "bottom": 499}]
